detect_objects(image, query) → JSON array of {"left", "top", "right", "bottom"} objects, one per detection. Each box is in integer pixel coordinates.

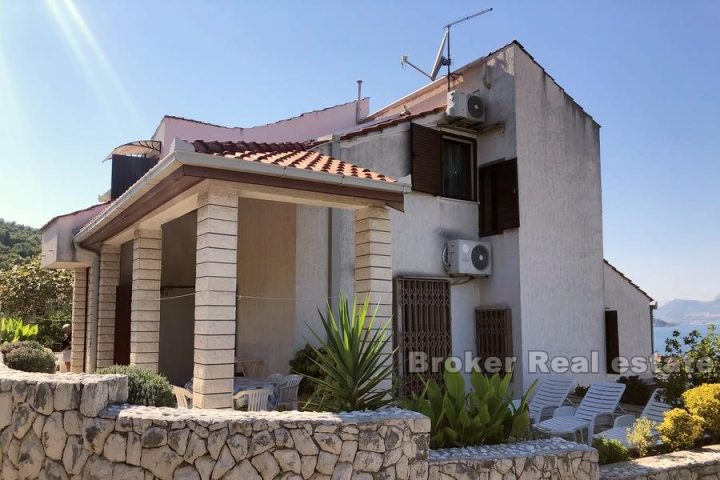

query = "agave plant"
[
  {"left": 401, "top": 369, "right": 536, "bottom": 448},
  {"left": 303, "top": 295, "right": 395, "bottom": 412},
  {"left": 0, "top": 317, "right": 39, "bottom": 344}
]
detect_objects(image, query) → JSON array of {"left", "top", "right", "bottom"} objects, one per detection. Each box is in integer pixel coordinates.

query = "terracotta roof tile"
[{"left": 190, "top": 140, "right": 395, "bottom": 183}]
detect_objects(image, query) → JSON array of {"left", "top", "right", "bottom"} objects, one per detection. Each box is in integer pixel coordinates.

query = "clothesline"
[{"left": 154, "top": 291, "right": 349, "bottom": 302}]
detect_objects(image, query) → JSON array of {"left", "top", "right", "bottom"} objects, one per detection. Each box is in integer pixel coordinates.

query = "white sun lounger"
[
  {"left": 594, "top": 389, "right": 670, "bottom": 447},
  {"left": 514, "top": 376, "right": 575, "bottom": 423},
  {"left": 534, "top": 381, "right": 626, "bottom": 444}
]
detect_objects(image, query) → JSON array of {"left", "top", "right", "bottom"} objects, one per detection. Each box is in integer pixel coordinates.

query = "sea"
[{"left": 653, "top": 323, "right": 715, "bottom": 353}]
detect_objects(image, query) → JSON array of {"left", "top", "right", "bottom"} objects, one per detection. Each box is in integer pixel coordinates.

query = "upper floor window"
[
  {"left": 442, "top": 139, "right": 473, "bottom": 201},
  {"left": 411, "top": 123, "right": 475, "bottom": 201}
]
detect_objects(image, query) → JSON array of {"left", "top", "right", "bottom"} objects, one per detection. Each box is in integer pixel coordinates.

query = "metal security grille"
[
  {"left": 394, "top": 277, "right": 451, "bottom": 396},
  {"left": 475, "top": 308, "right": 512, "bottom": 371}
]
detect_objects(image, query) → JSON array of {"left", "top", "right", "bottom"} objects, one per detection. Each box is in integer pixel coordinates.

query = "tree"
[{"left": 0, "top": 256, "right": 72, "bottom": 320}]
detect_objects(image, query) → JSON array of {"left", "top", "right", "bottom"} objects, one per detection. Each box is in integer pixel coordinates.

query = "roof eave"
[{"left": 74, "top": 145, "right": 408, "bottom": 245}]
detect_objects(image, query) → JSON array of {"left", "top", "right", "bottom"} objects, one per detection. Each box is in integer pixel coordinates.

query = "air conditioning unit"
[
  {"left": 446, "top": 90, "right": 486, "bottom": 125},
  {"left": 445, "top": 240, "right": 491, "bottom": 276}
]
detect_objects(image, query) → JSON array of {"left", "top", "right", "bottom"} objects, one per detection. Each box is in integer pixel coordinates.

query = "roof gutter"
[{"left": 75, "top": 139, "right": 410, "bottom": 244}]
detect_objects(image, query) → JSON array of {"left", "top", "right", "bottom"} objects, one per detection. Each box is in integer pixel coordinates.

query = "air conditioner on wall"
[
  {"left": 446, "top": 90, "right": 486, "bottom": 125},
  {"left": 445, "top": 240, "right": 492, "bottom": 276}
]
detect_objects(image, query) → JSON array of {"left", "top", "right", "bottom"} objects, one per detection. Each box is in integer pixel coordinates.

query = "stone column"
[
  {"left": 193, "top": 190, "right": 238, "bottom": 409},
  {"left": 354, "top": 206, "right": 393, "bottom": 391},
  {"left": 130, "top": 229, "right": 162, "bottom": 372},
  {"left": 70, "top": 268, "right": 88, "bottom": 373},
  {"left": 96, "top": 244, "right": 120, "bottom": 368}
]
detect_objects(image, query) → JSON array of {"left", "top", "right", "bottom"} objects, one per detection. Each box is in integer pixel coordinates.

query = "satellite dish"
[{"left": 429, "top": 29, "right": 449, "bottom": 81}]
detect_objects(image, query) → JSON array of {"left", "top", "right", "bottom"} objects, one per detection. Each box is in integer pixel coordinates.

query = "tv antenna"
[{"left": 401, "top": 8, "right": 493, "bottom": 90}]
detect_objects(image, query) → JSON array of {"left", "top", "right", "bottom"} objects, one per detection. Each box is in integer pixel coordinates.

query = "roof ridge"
[{"left": 164, "top": 98, "right": 367, "bottom": 131}]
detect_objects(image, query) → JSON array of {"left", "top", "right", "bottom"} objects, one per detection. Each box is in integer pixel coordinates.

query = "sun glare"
[{"left": 45, "top": 0, "right": 142, "bottom": 126}]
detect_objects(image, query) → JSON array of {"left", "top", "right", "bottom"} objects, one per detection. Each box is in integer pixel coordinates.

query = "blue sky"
[{"left": 0, "top": 1, "right": 718, "bottom": 303}]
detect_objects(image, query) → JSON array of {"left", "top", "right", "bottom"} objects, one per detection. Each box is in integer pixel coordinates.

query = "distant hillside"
[
  {"left": 0, "top": 218, "right": 40, "bottom": 270},
  {"left": 656, "top": 295, "right": 720, "bottom": 325}
]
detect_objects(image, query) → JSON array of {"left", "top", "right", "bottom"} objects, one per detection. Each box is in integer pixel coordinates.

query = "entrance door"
[{"left": 114, "top": 285, "right": 132, "bottom": 365}]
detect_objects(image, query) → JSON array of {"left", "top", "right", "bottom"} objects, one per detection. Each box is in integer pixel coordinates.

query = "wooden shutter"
[
  {"left": 411, "top": 123, "right": 442, "bottom": 195},
  {"left": 605, "top": 310, "right": 620, "bottom": 374},
  {"left": 478, "top": 159, "right": 519, "bottom": 236},
  {"left": 475, "top": 308, "right": 513, "bottom": 372},
  {"left": 394, "top": 277, "right": 451, "bottom": 396},
  {"left": 495, "top": 160, "right": 519, "bottom": 231}
]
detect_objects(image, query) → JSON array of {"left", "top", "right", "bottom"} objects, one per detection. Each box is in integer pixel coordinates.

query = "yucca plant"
[
  {"left": 303, "top": 295, "right": 395, "bottom": 412},
  {"left": 401, "top": 368, "right": 536, "bottom": 448},
  {"left": 0, "top": 317, "right": 39, "bottom": 343}
]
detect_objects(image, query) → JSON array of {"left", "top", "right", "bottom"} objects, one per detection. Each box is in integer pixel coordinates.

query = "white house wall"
[
  {"left": 603, "top": 263, "right": 653, "bottom": 374},
  {"left": 514, "top": 49, "right": 605, "bottom": 388},
  {"left": 235, "top": 198, "right": 297, "bottom": 376},
  {"left": 329, "top": 45, "right": 527, "bottom": 387}
]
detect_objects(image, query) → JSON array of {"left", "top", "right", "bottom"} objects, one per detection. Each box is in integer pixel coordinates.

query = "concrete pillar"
[
  {"left": 96, "top": 244, "right": 120, "bottom": 368},
  {"left": 354, "top": 206, "right": 393, "bottom": 391},
  {"left": 130, "top": 229, "right": 162, "bottom": 372},
  {"left": 70, "top": 268, "right": 87, "bottom": 373},
  {"left": 193, "top": 190, "right": 238, "bottom": 409}
]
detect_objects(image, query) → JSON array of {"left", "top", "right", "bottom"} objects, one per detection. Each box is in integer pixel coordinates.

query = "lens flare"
[{"left": 45, "top": 0, "right": 142, "bottom": 126}]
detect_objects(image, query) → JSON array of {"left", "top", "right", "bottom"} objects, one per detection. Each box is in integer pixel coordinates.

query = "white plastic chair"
[
  {"left": 513, "top": 376, "right": 574, "bottom": 423},
  {"left": 277, "top": 374, "right": 303, "bottom": 410},
  {"left": 534, "top": 381, "right": 626, "bottom": 444},
  {"left": 264, "top": 373, "right": 284, "bottom": 385},
  {"left": 595, "top": 389, "right": 670, "bottom": 447},
  {"left": 234, "top": 388, "right": 272, "bottom": 411},
  {"left": 173, "top": 386, "right": 193, "bottom": 409}
]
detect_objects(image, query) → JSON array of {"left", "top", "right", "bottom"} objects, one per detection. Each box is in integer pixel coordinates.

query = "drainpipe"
[
  {"left": 74, "top": 240, "right": 100, "bottom": 373},
  {"left": 356, "top": 80, "right": 364, "bottom": 124},
  {"left": 328, "top": 135, "right": 342, "bottom": 311}
]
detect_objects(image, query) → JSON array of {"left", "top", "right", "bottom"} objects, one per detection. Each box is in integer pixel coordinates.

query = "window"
[
  {"left": 605, "top": 310, "right": 620, "bottom": 374},
  {"left": 478, "top": 159, "right": 519, "bottom": 236},
  {"left": 475, "top": 308, "right": 513, "bottom": 373},
  {"left": 411, "top": 123, "right": 475, "bottom": 200},
  {"left": 442, "top": 139, "right": 473, "bottom": 200},
  {"left": 394, "top": 277, "right": 451, "bottom": 396}
]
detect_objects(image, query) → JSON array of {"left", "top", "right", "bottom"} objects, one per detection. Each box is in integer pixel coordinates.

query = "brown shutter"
[
  {"left": 478, "top": 159, "right": 519, "bottom": 236},
  {"left": 605, "top": 310, "right": 620, "bottom": 374},
  {"left": 411, "top": 123, "right": 442, "bottom": 195},
  {"left": 475, "top": 308, "right": 513, "bottom": 372},
  {"left": 495, "top": 159, "right": 519, "bottom": 231}
]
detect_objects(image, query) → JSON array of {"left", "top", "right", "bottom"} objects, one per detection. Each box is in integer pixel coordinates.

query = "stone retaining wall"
[
  {"left": 428, "top": 439, "right": 599, "bottom": 480},
  {"left": 0, "top": 362, "right": 430, "bottom": 480},
  {"left": 601, "top": 445, "right": 720, "bottom": 480}
]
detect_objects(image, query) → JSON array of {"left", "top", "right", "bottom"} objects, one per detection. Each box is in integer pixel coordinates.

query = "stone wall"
[
  {"left": 0, "top": 361, "right": 430, "bottom": 480},
  {"left": 428, "top": 439, "right": 599, "bottom": 480},
  {"left": 601, "top": 445, "right": 720, "bottom": 480}
]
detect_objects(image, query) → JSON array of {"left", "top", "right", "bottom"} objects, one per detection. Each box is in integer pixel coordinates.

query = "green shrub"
[
  {"left": 303, "top": 295, "right": 394, "bottom": 412},
  {"left": 656, "top": 325, "right": 720, "bottom": 406},
  {"left": 98, "top": 365, "right": 176, "bottom": 408},
  {"left": 35, "top": 318, "right": 66, "bottom": 351},
  {"left": 627, "top": 417, "right": 657, "bottom": 457},
  {"left": 0, "top": 317, "right": 38, "bottom": 343},
  {"left": 401, "top": 369, "right": 535, "bottom": 449},
  {"left": 658, "top": 408, "right": 703, "bottom": 451},
  {"left": 683, "top": 384, "right": 720, "bottom": 438},
  {"left": 4, "top": 344, "right": 56, "bottom": 373},
  {"left": 289, "top": 344, "right": 326, "bottom": 397},
  {"left": 0, "top": 340, "right": 44, "bottom": 355},
  {"left": 592, "top": 438, "right": 630, "bottom": 465},
  {"left": 618, "top": 376, "right": 653, "bottom": 406},
  {"left": 573, "top": 385, "right": 589, "bottom": 397}
]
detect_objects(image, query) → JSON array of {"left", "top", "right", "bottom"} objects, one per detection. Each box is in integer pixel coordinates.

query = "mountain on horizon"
[{"left": 656, "top": 295, "right": 720, "bottom": 325}]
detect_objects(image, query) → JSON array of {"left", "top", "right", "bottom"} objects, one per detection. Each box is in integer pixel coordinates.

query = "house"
[{"left": 40, "top": 41, "right": 654, "bottom": 408}]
